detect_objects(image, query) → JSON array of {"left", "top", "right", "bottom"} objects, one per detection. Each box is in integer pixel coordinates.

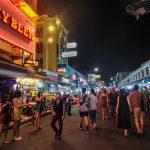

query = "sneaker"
[
  {"left": 86, "top": 130, "right": 89, "bottom": 134},
  {"left": 77, "top": 124, "right": 82, "bottom": 130}
]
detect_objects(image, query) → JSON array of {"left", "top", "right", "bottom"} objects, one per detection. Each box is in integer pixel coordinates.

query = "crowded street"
[
  {"left": 0, "top": 105, "right": 150, "bottom": 150},
  {"left": 1, "top": 0, "right": 150, "bottom": 149}
]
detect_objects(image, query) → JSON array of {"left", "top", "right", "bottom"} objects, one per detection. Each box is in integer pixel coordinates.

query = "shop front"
[
  {"left": 58, "top": 77, "right": 72, "bottom": 94},
  {"left": 0, "top": 0, "right": 37, "bottom": 94},
  {"left": 0, "top": 0, "right": 35, "bottom": 62}
]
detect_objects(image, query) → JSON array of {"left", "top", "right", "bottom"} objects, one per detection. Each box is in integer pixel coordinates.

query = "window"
[
  {"left": 146, "top": 67, "right": 149, "bottom": 76},
  {"left": 39, "top": 58, "right": 43, "bottom": 65},
  {"left": 138, "top": 72, "right": 140, "bottom": 78},
  {"left": 135, "top": 74, "right": 138, "bottom": 80},
  {"left": 134, "top": 75, "right": 136, "bottom": 81},
  {"left": 141, "top": 70, "right": 144, "bottom": 77},
  {"left": 36, "top": 27, "right": 43, "bottom": 37},
  {"left": 36, "top": 43, "right": 43, "bottom": 53}
]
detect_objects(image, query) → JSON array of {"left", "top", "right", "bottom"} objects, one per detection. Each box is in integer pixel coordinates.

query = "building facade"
[
  {"left": 11, "top": 0, "right": 37, "bottom": 12},
  {"left": 118, "top": 60, "right": 150, "bottom": 89},
  {"left": 0, "top": 0, "right": 58, "bottom": 94},
  {"left": 36, "top": 15, "right": 68, "bottom": 73}
]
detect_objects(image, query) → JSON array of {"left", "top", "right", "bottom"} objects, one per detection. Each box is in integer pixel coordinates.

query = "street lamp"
[
  {"left": 56, "top": 19, "right": 60, "bottom": 25},
  {"left": 49, "top": 25, "right": 54, "bottom": 31},
  {"left": 48, "top": 38, "right": 53, "bottom": 43},
  {"left": 94, "top": 67, "right": 98, "bottom": 72},
  {"left": 89, "top": 67, "right": 99, "bottom": 86}
]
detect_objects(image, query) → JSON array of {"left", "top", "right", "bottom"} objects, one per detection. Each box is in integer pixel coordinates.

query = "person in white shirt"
[{"left": 88, "top": 89, "right": 98, "bottom": 130}]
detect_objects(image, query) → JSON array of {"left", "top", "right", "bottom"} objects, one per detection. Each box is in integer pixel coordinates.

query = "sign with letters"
[{"left": 0, "top": 0, "right": 35, "bottom": 53}]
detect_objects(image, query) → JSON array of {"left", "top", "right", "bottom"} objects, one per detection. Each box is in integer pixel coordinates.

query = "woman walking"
[
  {"left": 88, "top": 89, "right": 98, "bottom": 130},
  {"left": 99, "top": 89, "right": 108, "bottom": 120},
  {"left": 34, "top": 92, "right": 44, "bottom": 131},
  {"left": 116, "top": 89, "right": 131, "bottom": 137},
  {"left": 77, "top": 88, "right": 89, "bottom": 134}
]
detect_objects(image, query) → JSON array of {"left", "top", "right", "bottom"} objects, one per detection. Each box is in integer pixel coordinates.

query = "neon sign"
[
  {"left": 0, "top": 0, "right": 35, "bottom": 53},
  {"left": 0, "top": 8, "right": 33, "bottom": 40}
]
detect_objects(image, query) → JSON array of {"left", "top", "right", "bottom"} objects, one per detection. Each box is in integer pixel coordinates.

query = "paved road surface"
[{"left": 0, "top": 106, "right": 150, "bottom": 150}]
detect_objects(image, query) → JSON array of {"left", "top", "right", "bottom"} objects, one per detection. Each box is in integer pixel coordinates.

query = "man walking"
[
  {"left": 129, "top": 85, "right": 145, "bottom": 135},
  {"left": 51, "top": 92, "right": 65, "bottom": 140},
  {"left": 88, "top": 89, "right": 98, "bottom": 130},
  {"left": 108, "top": 87, "right": 118, "bottom": 123}
]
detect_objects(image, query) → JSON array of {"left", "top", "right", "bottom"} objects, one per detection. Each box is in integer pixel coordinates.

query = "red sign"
[
  {"left": 57, "top": 68, "right": 66, "bottom": 73},
  {"left": 0, "top": 0, "right": 35, "bottom": 53}
]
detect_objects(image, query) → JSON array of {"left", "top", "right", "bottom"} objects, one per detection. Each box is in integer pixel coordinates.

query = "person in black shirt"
[
  {"left": 0, "top": 93, "right": 12, "bottom": 145},
  {"left": 77, "top": 87, "right": 89, "bottom": 134},
  {"left": 66, "top": 94, "right": 72, "bottom": 116},
  {"left": 51, "top": 92, "right": 65, "bottom": 140},
  {"left": 108, "top": 87, "right": 118, "bottom": 123}
]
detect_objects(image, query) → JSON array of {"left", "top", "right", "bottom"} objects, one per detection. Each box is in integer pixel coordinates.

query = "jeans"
[
  {"left": 68, "top": 105, "right": 72, "bottom": 115},
  {"left": 51, "top": 115, "right": 63, "bottom": 137}
]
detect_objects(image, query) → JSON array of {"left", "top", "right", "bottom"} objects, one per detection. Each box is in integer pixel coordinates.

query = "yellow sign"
[
  {"left": 95, "top": 75, "right": 101, "bottom": 78},
  {"left": 89, "top": 74, "right": 101, "bottom": 78}
]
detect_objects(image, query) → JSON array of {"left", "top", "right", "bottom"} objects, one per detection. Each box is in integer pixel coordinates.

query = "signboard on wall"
[
  {"left": 0, "top": 0, "right": 35, "bottom": 53},
  {"left": 66, "top": 42, "right": 77, "bottom": 49},
  {"left": 62, "top": 51, "right": 77, "bottom": 58}
]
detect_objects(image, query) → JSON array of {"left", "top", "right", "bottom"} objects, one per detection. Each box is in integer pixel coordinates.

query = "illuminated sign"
[
  {"left": 0, "top": 0, "right": 35, "bottom": 53},
  {"left": 88, "top": 74, "right": 101, "bottom": 79},
  {"left": 62, "top": 78, "right": 70, "bottom": 84},
  {"left": 67, "top": 42, "right": 77, "bottom": 49},
  {"left": 57, "top": 68, "right": 66, "bottom": 73},
  {"left": 42, "top": 69, "right": 58, "bottom": 77},
  {"left": 62, "top": 51, "right": 77, "bottom": 58},
  {"left": 0, "top": 10, "right": 33, "bottom": 40}
]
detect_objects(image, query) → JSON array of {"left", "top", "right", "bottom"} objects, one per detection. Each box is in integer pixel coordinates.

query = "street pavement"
[{"left": 0, "top": 106, "right": 150, "bottom": 150}]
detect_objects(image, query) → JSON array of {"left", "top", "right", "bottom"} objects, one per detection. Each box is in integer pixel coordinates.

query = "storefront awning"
[{"left": 0, "top": 60, "right": 58, "bottom": 82}]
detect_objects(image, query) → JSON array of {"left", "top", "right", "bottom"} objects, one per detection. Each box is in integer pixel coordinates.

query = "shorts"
[
  {"left": 79, "top": 111, "right": 88, "bottom": 117},
  {"left": 133, "top": 107, "right": 145, "bottom": 118}
]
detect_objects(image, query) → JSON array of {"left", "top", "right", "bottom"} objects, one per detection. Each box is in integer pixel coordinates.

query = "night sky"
[{"left": 38, "top": 0, "right": 150, "bottom": 84}]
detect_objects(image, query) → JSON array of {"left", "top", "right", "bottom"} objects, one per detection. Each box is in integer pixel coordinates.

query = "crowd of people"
[
  {"left": 0, "top": 84, "right": 150, "bottom": 145},
  {"left": 50, "top": 85, "right": 149, "bottom": 140},
  {"left": 75, "top": 85, "right": 149, "bottom": 137}
]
